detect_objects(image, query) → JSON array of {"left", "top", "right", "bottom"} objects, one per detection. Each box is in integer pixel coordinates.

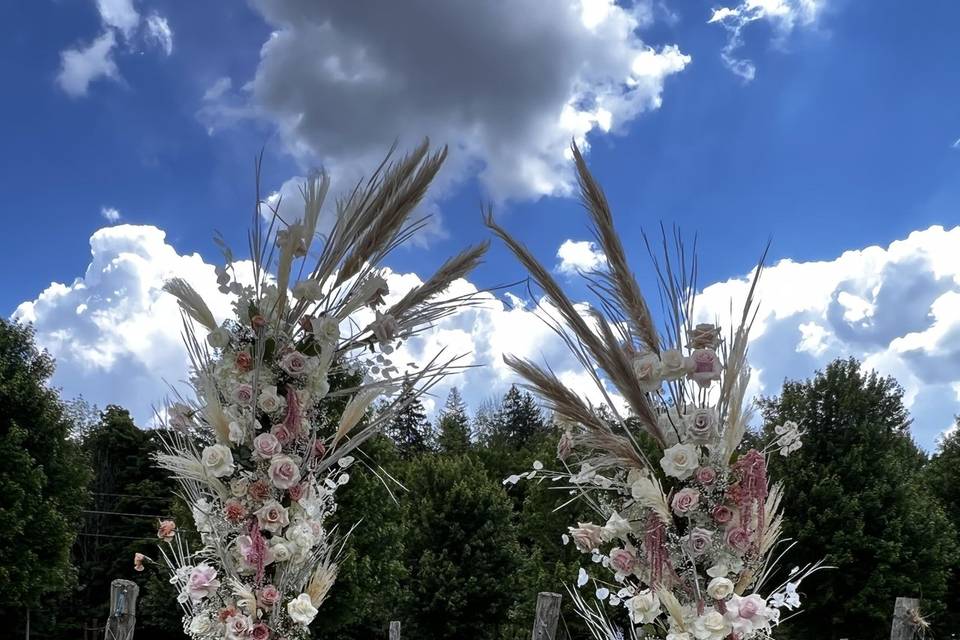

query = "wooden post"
[
  {"left": 890, "top": 597, "right": 921, "bottom": 640},
  {"left": 531, "top": 592, "right": 562, "bottom": 640},
  {"left": 389, "top": 620, "right": 401, "bottom": 640},
  {"left": 104, "top": 579, "right": 139, "bottom": 640}
]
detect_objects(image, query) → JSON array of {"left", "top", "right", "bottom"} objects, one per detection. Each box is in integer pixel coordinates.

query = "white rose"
[
  {"left": 258, "top": 385, "right": 286, "bottom": 413},
  {"left": 659, "top": 443, "right": 700, "bottom": 480},
  {"left": 271, "top": 540, "right": 292, "bottom": 563},
  {"left": 188, "top": 615, "right": 219, "bottom": 636},
  {"left": 627, "top": 589, "right": 661, "bottom": 624},
  {"left": 287, "top": 593, "right": 319, "bottom": 626},
  {"left": 311, "top": 316, "right": 341, "bottom": 345},
  {"left": 371, "top": 310, "right": 399, "bottom": 343},
  {"left": 683, "top": 407, "right": 718, "bottom": 444},
  {"left": 292, "top": 279, "right": 324, "bottom": 300},
  {"left": 206, "top": 327, "right": 231, "bottom": 349},
  {"left": 657, "top": 407, "right": 685, "bottom": 446},
  {"left": 601, "top": 511, "right": 633, "bottom": 541},
  {"left": 691, "top": 609, "right": 730, "bottom": 640},
  {"left": 286, "top": 522, "right": 317, "bottom": 551},
  {"left": 228, "top": 421, "right": 248, "bottom": 445},
  {"left": 632, "top": 352, "right": 662, "bottom": 393},
  {"left": 660, "top": 348, "right": 688, "bottom": 380},
  {"left": 706, "top": 576, "right": 735, "bottom": 600},
  {"left": 201, "top": 444, "right": 235, "bottom": 478}
]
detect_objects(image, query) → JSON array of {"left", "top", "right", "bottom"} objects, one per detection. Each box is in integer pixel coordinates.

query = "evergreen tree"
[
  {"left": 437, "top": 387, "right": 471, "bottom": 454},
  {"left": 924, "top": 419, "right": 960, "bottom": 635},
  {"left": 760, "top": 358, "right": 957, "bottom": 640},
  {"left": 0, "top": 319, "right": 91, "bottom": 637},
  {"left": 400, "top": 455, "right": 524, "bottom": 640},
  {"left": 493, "top": 385, "right": 547, "bottom": 448},
  {"left": 384, "top": 390, "right": 433, "bottom": 458}
]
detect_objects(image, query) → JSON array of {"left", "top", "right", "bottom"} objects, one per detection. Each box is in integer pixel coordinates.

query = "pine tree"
[
  {"left": 493, "top": 385, "right": 547, "bottom": 448},
  {"left": 760, "top": 358, "right": 957, "bottom": 640},
  {"left": 437, "top": 387, "right": 471, "bottom": 454},
  {"left": 0, "top": 319, "right": 91, "bottom": 636},
  {"left": 384, "top": 390, "right": 433, "bottom": 458}
]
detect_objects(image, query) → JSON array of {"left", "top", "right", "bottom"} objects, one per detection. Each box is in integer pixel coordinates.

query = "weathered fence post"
[
  {"left": 531, "top": 592, "right": 562, "bottom": 640},
  {"left": 389, "top": 620, "right": 401, "bottom": 640},
  {"left": 104, "top": 579, "right": 139, "bottom": 640},
  {"left": 890, "top": 596, "right": 921, "bottom": 640}
]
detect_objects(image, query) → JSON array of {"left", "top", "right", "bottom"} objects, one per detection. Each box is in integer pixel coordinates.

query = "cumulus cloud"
[
  {"left": 708, "top": 0, "right": 826, "bottom": 81},
  {"left": 12, "top": 224, "right": 607, "bottom": 427},
  {"left": 694, "top": 225, "right": 960, "bottom": 448},
  {"left": 556, "top": 239, "right": 606, "bottom": 274},
  {"left": 203, "top": 0, "right": 689, "bottom": 202},
  {"left": 57, "top": 31, "right": 120, "bottom": 97},
  {"left": 56, "top": 1, "right": 173, "bottom": 96},
  {"left": 100, "top": 206, "right": 122, "bottom": 222}
]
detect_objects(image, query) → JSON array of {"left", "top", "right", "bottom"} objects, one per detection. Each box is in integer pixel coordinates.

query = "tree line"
[{"left": 1, "top": 317, "right": 958, "bottom": 639}]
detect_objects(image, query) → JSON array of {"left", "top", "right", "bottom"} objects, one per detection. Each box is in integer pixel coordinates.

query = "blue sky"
[{"left": 4, "top": 0, "right": 960, "bottom": 449}]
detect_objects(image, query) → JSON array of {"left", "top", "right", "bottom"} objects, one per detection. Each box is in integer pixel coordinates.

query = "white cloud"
[
  {"left": 96, "top": 0, "right": 139, "bottom": 40},
  {"left": 56, "top": 31, "right": 120, "bottom": 97},
  {"left": 708, "top": 0, "right": 826, "bottom": 81},
  {"left": 203, "top": 77, "right": 233, "bottom": 102},
  {"left": 202, "top": 0, "right": 689, "bottom": 202},
  {"left": 100, "top": 206, "right": 122, "bottom": 222},
  {"left": 13, "top": 224, "right": 604, "bottom": 428},
  {"left": 145, "top": 13, "right": 174, "bottom": 56},
  {"left": 56, "top": 1, "right": 173, "bottom": 96},
  {"left": 694, "top": 225, "right": 960, "bottom": 448},
  {"left": 556, "top": 239, "right": 606, "bottom": 274}
]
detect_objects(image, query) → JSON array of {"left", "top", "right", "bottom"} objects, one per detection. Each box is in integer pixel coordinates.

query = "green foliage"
[
  {"left": 385, "top": 390, "right": 434, "bottom": 458},
  {"left": 436, "top": 387, "right": 471, "bottom": 455},
  {"left": 923, "top": 419, "right": 960, "bottom": 634},
  {"left": 0, "top": 319, "right": 91, "bottom": 635},
  {"left": 759, "top": 358, "right": 958, "bottom": 640},
  {"left": 399, "top": 454, "right": 524, "bottom": 640}
]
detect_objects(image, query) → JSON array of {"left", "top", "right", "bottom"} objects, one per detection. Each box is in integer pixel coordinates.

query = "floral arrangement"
[
  {"left": 139, "top": 143, "right": 486, "bottom": 640},
  {"left": 490, "top": 144, "right": 822, "bottom": 640}
]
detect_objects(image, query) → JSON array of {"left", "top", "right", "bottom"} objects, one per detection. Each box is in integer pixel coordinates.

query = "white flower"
[
  {"left": 311, "top": 316, "right": 341, "bottom": 345},
  {"left": 659, "top": 443, "right": 700, "bottom": 480},
  {"left": 201, "top": 444, "right": 235, "bottom": 478},
  {"left": 632, "top": 351, "right": 662, "bottom": 393},
  {"left": 627, "top": 589, "right": 661, "bottom": 624},
  {"left": 258, "top": 385, "right": 286, "bottom": 413},
  {"left": 186, "top": 563, "right": 220, "bottom": 603},
  {"left": 287, "top": 593, "right": 319, "bottom": 625},
  {"left": 660, "top": 348, "right": 689, "bottom": 380},
  {"left": 724, "top": 594, "right": 773, "bottom": 635},
  {"left": 280, "top": 351, "right": 316, "bottom": 377},
  {"left": 706, "top": 555, "right": 744, "bottom": 578},
  {"left": 286, "top": 522, "right": 317, "bottom": 551},
  {"left": 600, "top": 511, "right": 633, "bottom": 541},
  {"left": 691, "top": 609, "right": 730, "bottom": 640},
  {"left": 268, "top": 455, "right": 302, "bottom": 489},
  {"left": 683, "top": 407, "right": 718, "bottom": 444},
  {"left": 271, "top": 540, "right": 292, "bottom": 563},
  {"left": 254, "top": 500, "right": 290, "bottom": 533},
  {"left": 228, "top": 421, "right": 248, "bottom": 445},
  {"left": 188, "top": 615, "right": 220, "bottom": 636},
  {"left": 657, "top": 406, "right": 685, "bottom": 446},
  {"left": 577, "top": 567, "right": 589, "bottom": 587},
  {"left": 292, "top": 279, "right": 324, "bottom": 300},
  {"left": 232, "top": 383, "right": 254, "bottom": 406},
  {"left": 207, "top": 327, "right": 231, "bottom": 349},
  {"left": 706, "top": 577, "right": 734, "bottom": 600},
  {"left": 667, "top": 634, "right": 692, "bottom": 640},
  {"left": 224, "top": 612, "right": 252, "bottom": 640}
]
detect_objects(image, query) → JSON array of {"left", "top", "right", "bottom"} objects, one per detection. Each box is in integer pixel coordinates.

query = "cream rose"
[
  {"left": 568, "top": 523, "right": 603, "bottom": 552},
  {"left": 660, "top": 348, "right": 689, "bottom": 380},
  {"left": 601, "top": 511, "right": 633, "bottom": 542},
  {"left": 253, "top": 433, "right": 282, "bottom": 459},
  {"left": 707, "top": 576, "right": 735, "bottom": 600},
  {"left": 660, "top": 443, "right": 700, "bottom": 480},
  {"left": 627, "top": 590, "right": 661, "bottom": 624},
  {"left": 684, "top": 407, "right": 719, "bottom": 444},
  {"left": 691, "top": 609, "right": 730, "bottom": 640},
  {"left": 232, "top": 383, "right": 254, "bottom": 406},
  {"left": 287, "top": 593, "right": 319, "bottom": 626},
  {"left": 311, "top": 316, "right": 341, "bottom": 345},
  {"left": 268, "top": 455, "right": 301, "bottom": 489},
  {"left": 201, "top": 444, "right": 235, "bottom": 478},
  {"left": 687, "top": 323, "right": 721, "bottom": 350},
  {"left": 280, "top": 351, "right": 313, "bottom": 377},
  {"left": 632, "top": 352, "right": 662, "bottom": 393},
  {"left": 206, "top": 327, "right": 231, "bottom": 349},
  {"left": 258, "top": 385, "right": 286, "bottom": 413}
]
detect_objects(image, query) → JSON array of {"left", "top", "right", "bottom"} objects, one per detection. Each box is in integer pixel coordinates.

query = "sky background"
[{"left": 3, "top": 0, "right": 960, "bottom": 449}]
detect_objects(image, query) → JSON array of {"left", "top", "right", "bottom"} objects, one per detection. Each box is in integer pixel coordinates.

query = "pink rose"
[
  {"left": 237, "top": 535, "right": 275, "bottom": 569},
  {"left": 726, "top": 526, "right": 753, "bottom": 553},
  {"left": 233, "top": 383, "right": 254, "bottom": 406},
  {"left": 671, "top": 488, "right": 700, "bottom": 516},
  {"left": 254, "top": 500, "right": 289, "bottom": 533},
  {"left": 225, "top": 613, "right": 252, "bottom": 638},
  {"left": 268, "top": 455, "right": 301, "bottom": 489},
  {"left": 235, "top": 351, "right": 253, "bottom": 372},
  {"left": 288, "top": 483, "right": 308, "bottom": 502},
  {"left": 251, "top": 315, "right": 266, "bottom": 330},
  {"left": 688, "top": 349, "right": 721, "bottom": 388},
  {"left": 683, "top": 527, "right": 714, "bottom": 557},
  {"left": 133, "top": 552, "right": 148, "bottom": 572},
  {"left": 280, "top": 351, "right": 309, "bottom": 376},
  {"left": 248, "top": 479, "right": 271, "bottom": 502},
  {"left": 224, "top": 499, "right": 247, "bottom": 523},
  {"left": 258, "top": 585, "right": 280, "bottom": 608},
  {"left": 157, "top": 519, "right": 176, "bottom": 542},
  {"left": 568, "top": 523, "right": 603, "bottom": 552},
  {"left": 738, "top": 595, "right": 762, "bottom": 619},
  {"left": 711, "top": 505, "right": 734, "bottom": 525},
  {"left": 251, "top": 623, "right": 271, "bottom": 640},
  {"left": 271, "top": 424, "right": 292, "bottom": 445},
  {"left": 609, "top": 547, "right": 637, "bottom": 574},
  {"left": 253, "top": 433, "right": 282, "bottom": 459},
  {"left": 696, "top": 466, "right": 717, "bottom": 485},
  {"left": 187, "top": 563, "right": 220, "bottom": 603}
]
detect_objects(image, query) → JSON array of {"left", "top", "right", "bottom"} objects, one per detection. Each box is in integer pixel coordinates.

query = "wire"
[
  {"left": 77, "top": 532, "right": 154, "bottom": 541},
  {"left": 91, "top": 492, "right": 173, "bottom": 502},
  {"left": 82, "top": 510, "right": 173, "bottom": 519}
]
